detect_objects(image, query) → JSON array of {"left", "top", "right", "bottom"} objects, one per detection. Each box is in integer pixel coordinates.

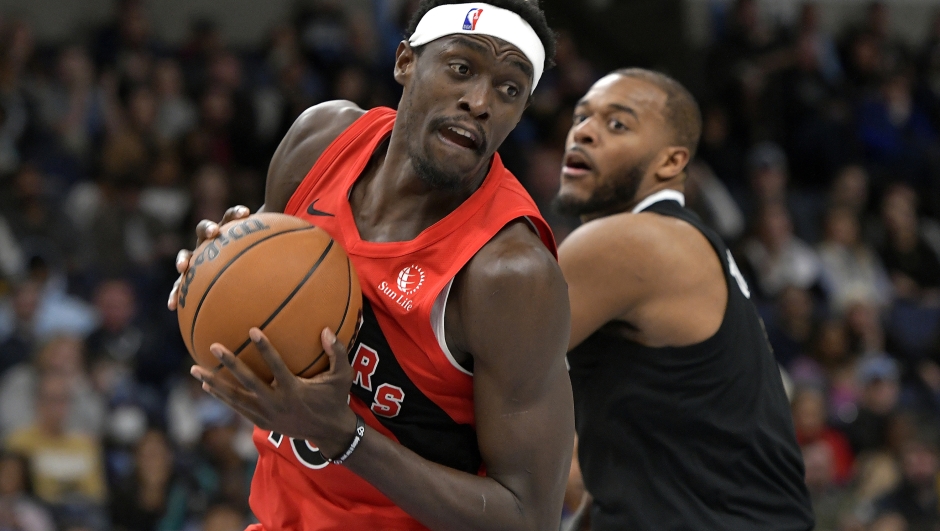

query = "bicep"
[{"left": 462, "top": 243, "right": 573, "bottom": 525}]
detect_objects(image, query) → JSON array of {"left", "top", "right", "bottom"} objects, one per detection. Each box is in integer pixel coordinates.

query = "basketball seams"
[
  {"left": 227, "top": 239, "right": 336, "bottom": 359},
  {"left": 188, "top": 225, "right": 320, "bottom": 360},
  {"left": 295, "top": 254, "right": 354, "bottom": 377}
]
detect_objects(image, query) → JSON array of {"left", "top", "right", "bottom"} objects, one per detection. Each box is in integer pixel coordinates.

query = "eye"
[
  {"left": 450, "top": 63, "right": 470, "bottom": 76},
  {"left": 609, "top": 119, "right": 627, "bottom": 131},
  {"left": 573, "top": 113, "right": 587, "bottom": 124},
  {"left": 502, "top": 84, "right": 520, "bottom": 98}
]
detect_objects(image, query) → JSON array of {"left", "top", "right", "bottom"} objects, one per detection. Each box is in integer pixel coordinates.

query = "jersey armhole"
[{"left": 430, "top": 278, "right": 472, "bottom": 376}]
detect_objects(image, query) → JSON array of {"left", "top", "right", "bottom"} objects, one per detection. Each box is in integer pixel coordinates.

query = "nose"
[
  {"left": 457, "top": 79, "right": 491, "bottom": 121},
  {"left": 571, "top": 117, "right": 597, "bottom": 145}
]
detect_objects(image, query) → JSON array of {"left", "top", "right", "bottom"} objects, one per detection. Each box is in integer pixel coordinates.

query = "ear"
[
  {"left": 393, "top": 40, "right": 417, "bottom": 87},
  {"left": 654, "top": 146, "right": 691, "bottom": 182}
]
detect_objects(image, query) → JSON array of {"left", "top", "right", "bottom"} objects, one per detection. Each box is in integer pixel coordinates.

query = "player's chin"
[{"left": 551, "top": 188, "right": 591, "bottom": 217}]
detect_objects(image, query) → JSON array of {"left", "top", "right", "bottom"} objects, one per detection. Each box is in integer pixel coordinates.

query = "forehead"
[{"left": 580, "top": 74, "right": 667, "bottom": 116}]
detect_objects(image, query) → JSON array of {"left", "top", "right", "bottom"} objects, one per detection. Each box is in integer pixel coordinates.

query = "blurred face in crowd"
[
  {"left": 900, "top": 440, "right": 939, "bottom": 487},
  {"left": 136, "top": 430, "right": 172, "bottom": 485},
  {"left": 94, "top": 279, "right": 137, "bottom": 333},
  {"left": 830, "top": 165, "right": 869, "bottom": 212},
  {"left": 862, "top": 377, "right": 899, "bottom": 415},
  {"left": 814, "top": 320, "right": 849, "bottom": 367},
  {"left": 823, "top": 208, "right": 860, "bottom": 247},
  {"left": 0, "top": 455, "right": 27, "bottom": 496},
  {"left": 36, "top": 374, "right": 72, "bottom": 435},
  {"left": 882, "top": 185, "right": 918, "bottom": 239},
  {"left": 554, "top": 74, "right": 674, "bottom": 217},
  {"left": 778, "top": 285, "right": 813, "bottom": 325},
  {"left": 801, "top": 441, "right": 835, "bottom": 492},
  {"left": 394, "top": 35, "right": 532, "bottom": 191},
  {"left": 11, "top": 280, "right": 40, "bottom": 324},
  {"left": 792, "top": 387, "right": 827, "bottom": 439},
  {"left": 37, "top": 336, "right": 85, "bottom": 377},
  {"left": 756, "top": 203, "right": 794, "bottom": 251},
  {"left": 203, "top": 505, "right": 244, "bottom": 531}
]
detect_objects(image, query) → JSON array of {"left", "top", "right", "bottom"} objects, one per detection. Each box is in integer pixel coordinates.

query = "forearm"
[{"left": 343, "top": 426, "right": 547, "bottom": 531}]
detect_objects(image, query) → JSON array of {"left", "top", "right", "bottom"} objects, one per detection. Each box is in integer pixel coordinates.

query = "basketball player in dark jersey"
[
  {"left": 166, "top": 2, "right": 574, "bottom": 530},
  {"left": 557, "top": 69, "right": 815, "bottom": 530}
]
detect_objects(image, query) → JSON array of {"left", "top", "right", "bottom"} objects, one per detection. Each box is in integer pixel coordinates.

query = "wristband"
[{"left": 322, "top": 415, "right": 365, "bottom": 465}]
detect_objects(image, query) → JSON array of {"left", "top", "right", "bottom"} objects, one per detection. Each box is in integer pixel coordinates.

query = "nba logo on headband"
[{"left": 463, "top": 8, "right": 483, "bottom": 30}]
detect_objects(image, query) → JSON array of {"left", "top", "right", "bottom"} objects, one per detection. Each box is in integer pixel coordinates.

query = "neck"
[{"left": 352, "top": 125, "right": 491, "bottom": 242}]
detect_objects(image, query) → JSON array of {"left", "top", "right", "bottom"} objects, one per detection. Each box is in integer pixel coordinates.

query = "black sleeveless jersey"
[{"left": 568, "top": 198, "right": 814, "bottom": 531}]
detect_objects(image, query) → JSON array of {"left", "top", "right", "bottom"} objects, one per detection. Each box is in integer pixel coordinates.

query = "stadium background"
[{"left": 0, "top": 0, "right": 939, "bottom": 529}]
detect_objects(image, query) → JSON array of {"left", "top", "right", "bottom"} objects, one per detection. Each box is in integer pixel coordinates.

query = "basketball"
[{"left": 176, "top": 212, "right": 362, "bottom": 383}]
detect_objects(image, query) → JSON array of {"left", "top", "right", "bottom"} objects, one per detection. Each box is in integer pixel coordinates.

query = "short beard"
[
  {"left": 409, "top": 147, "right": 466, "bottom": 192},
  {"left": 552, "top": 161, "right": 646, "bottom": 217}
]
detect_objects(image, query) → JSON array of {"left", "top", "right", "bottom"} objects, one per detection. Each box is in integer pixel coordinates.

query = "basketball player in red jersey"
[
  {"left": 559, "top": 70, "right": 813, "bottom": 530},
  {"left": 167, "top": 2, "right": 574, "bottom": 531}
]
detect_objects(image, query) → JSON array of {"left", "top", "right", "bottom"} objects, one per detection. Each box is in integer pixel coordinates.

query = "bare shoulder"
[
  {"left": 558, "top": 213, "right": 709, "bottom": 277},
  {"left": 264, "top": 100, "right": 367, "bottom": 212},
  {"left": 452, "top": 221, "right": 570, "bottom": 368}
]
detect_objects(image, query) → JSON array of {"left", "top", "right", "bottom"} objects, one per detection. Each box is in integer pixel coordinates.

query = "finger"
[
  {"left": 320, "top": 328, "right": 349, "bottom": 376},
  {"left": 175, "top": 250, "right": 192, "bottom": 274},
  {"left": 195, "top": 219, "right": 219, "bottom": 245},
  {"left": 168, "top": 277, "right": 181, "bottom": 311},
  {"left": 198, "top": 378, "right": 270, "bottom": 429},
  {"left": 192, "top": 365, "right": 258, "bottom": 403},
  {"left": 250, "top": 328, "right": 296, "bottom": 387},
  {"left": 209, "top": 343, "right": 274, "bottom": 401},
  {"left": 221, "top": 205, "right": 250, "bottom": 225}
]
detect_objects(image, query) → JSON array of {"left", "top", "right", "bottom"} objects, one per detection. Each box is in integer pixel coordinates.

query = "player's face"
[
  {"left": 395, "top": 35, "right": 532, "bottom": 190},
  {"left": 554, "top": 74, "right": 671, "bottom": 217}
]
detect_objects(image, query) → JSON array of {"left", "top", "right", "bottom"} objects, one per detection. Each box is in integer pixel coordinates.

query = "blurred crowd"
[{"left": 0, "top": 0, "right": 938, "bottom": 530}]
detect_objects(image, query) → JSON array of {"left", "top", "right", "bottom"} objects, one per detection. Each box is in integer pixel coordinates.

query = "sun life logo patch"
[
  {"left": 463, "top": 8, "right": 483, "bottom": 31},
  {"left": 396, "top": 265, "right": 425, "bottom": 295}
]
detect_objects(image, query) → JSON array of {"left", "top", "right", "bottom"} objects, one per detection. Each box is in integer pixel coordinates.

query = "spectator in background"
[
  {"left": 201, "top": 503, "right": 247, "bottom": 531},
  {"left": 0, "top": 335, "right": 105, "bottom": 439},
  {"left": 0, "top": 451, "right": 54, "bottom": 531},
  {"left": 817, "top": 206, "right": 892, "bottom": 314},
  {"left": 109, "top": 429, "right": 175, "bottom": 531},
  {"left": 0, "top": 256, "right": 97, "bottom": 343},
  {"left": 32, "top": 45, "right": 113, "bottom": 175},
  {"left": 1, "top": 165, "right": 82, "bottom": 274},
  {"left": 152, "top": 58, "right": 196, "bottom": 146},
  {"left": 765, "top": 285, "right": 816, "bottom": 369},
  {"left": 801, "top": 440, "right": 855, "bottom": 531},
  {"left": 792, "top": 385, "right": 856, "bottom": 485},
  {"left": 0, "top": 279, "right": 39, "bottom": 377},
  {"left": 684, "top": 160, "right": 746, "bottom": 243},
  {"left": 740, "top": 201, "right": 822, "bottom": 301},
  {"left": 872, "top": 428, "right": 940, "bottom": 530},
  {"left": 4, "top": 373, "right": 107, "bottom": 522},
  {"left": 856, "top": 69, "right": 937, "bottom": 187},
  {"left": 877, "top": 183, "right": 940, "bottom": 302},
  {"left": 744, "top": 142, "right": 823, "bottom": 242},
  {"left": 842, "top": 355, "right": 902, "bottom": 454}
]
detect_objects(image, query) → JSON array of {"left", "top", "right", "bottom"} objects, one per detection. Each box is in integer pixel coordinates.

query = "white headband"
[{"left": 408, "top": 3, "right": 545, "bottom": 93}]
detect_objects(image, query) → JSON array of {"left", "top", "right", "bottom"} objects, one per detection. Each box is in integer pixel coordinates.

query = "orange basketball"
[{"left": 176, "top": 213, "right": 362, "bottom": 383}]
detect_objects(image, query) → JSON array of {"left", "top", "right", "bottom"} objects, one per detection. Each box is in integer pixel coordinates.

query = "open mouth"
[
  {"left": 563, "top": 149, "right": 594, "bottom": 175},
  {"left": 438, "top": 124, "right": 482, "bottom": 152}
]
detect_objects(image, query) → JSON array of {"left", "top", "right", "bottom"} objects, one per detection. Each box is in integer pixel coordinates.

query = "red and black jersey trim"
[{"left": 349, "top": 300, "right": 482, "bottom": 474}]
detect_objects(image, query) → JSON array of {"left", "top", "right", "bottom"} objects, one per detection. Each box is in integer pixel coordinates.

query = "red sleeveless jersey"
[{"left": 246, "top": 107, "right": 556, "bottom": 531}]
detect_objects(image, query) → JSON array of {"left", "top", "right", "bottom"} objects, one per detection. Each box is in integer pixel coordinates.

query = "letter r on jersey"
[{"left": 351, "top": 344, "right": 379, "bottom": 391}]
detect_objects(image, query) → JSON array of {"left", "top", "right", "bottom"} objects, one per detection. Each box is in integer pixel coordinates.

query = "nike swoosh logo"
[{"left": 307, "top": 199, "right": 334, "bottom": 217}]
